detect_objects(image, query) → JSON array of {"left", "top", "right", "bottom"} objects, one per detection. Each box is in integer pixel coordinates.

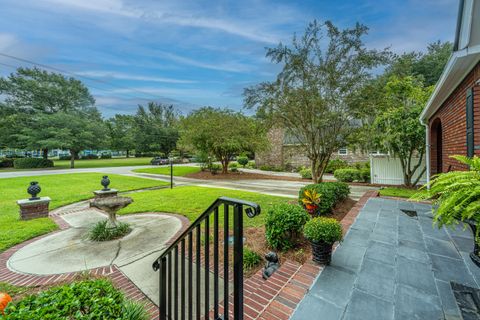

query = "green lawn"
[
  {"left": 379, "top": 187, "right": 426, "bottom": 199},
  {"left": 119, "top": 186, "right": 289, "bottom": 227},
  {"left": 133, "top": 166, "right": 201, "bottom": 176},
  {"left": 0, "top": 173, "right": 167, "bottom": 252},
  {"left": 53, "top": 157, "right": 152, "bottom": 169}
]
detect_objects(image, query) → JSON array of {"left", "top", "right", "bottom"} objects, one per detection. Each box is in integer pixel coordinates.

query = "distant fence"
[{"left": 370, "top": 155, "right": 427, "bottom": 186}]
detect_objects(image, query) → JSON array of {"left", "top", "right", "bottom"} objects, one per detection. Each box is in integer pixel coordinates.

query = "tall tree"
[
  {"left": 244, "top": 20, "right": 388, "bottom": 182},
  {"left": 134, "top": 102, "right": 179, "bottom": 155},
  {"left": 106, "top": 114, "right": 136, "bottom": 157},
  {"left": 179, "top": 107, "right": 266, "bottom": 174},
  {"left": 373, "top": 76, "right": 433, "bottom": 187},
  {"left": 20, "top": 108, "right": 106, "bottom": 168},
  {"left": 0, "top": 67, "right": 95, "bottom": 158}
]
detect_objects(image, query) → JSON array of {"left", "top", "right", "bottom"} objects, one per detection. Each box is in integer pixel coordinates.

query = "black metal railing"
[{"left": 153, "top": 197, "right": 261, "bottom": 320}]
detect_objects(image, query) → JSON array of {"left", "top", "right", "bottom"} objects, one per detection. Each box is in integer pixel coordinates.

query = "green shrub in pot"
[{"left": 304, "top": 217, "right": 343, "bottom": 264}]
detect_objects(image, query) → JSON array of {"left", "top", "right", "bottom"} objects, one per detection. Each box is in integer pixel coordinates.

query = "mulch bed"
[
  {"left": 241, "top": 197, "right": 356, "bottom": 277},
  {"left": 185, "top": 170, "right": 307, "bottom": 182}
]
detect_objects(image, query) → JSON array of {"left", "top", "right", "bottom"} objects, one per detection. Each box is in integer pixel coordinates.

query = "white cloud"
[{"left": 77, "top": 70, "right": 197, "bottom": 84}]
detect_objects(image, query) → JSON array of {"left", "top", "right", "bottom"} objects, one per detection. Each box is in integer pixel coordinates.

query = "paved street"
[
  {"left": 291, "top": 198, "right": 480, "bottom": 320},
  {"left": 0, "top": 165, "right": 377, "bottom": 200}
]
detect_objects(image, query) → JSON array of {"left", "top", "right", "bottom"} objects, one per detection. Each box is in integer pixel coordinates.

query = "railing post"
[
  {"left": 159, "top": 257, "right": 167, "bottom": 320},
  {"left": 233, "top": 204, "right": 244, "bottom": 320}
]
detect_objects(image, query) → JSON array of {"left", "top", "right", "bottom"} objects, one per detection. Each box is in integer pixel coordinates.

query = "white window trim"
[{"left": 338, "top": 147, "right": 348, "bottom": 155}]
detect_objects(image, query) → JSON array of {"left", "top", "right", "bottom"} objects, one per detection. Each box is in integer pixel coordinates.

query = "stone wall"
[
  {"left": 255, "top": 127, "right": 284, "bottom": 168},
  {"left": 429, "top": 61, "right": 480, "bottom": 174},
  {"left": 255, "top": 127, "right": 370, "bottom": 169}
]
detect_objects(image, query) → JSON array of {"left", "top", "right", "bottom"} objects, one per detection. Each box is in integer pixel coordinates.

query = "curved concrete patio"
[{"left": 8, "top": 204, "right": 183, "bottom": 275}]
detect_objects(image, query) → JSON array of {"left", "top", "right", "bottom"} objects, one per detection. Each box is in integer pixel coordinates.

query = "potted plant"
[
  {"left": 301, "top": 189, "right": 321, "bottom": 216},
  {"left": 303, "top": 217, "right": 342, "bottom": 264},
  {"left": 415, "top": 155, "right": 480, "bottom": 267}
]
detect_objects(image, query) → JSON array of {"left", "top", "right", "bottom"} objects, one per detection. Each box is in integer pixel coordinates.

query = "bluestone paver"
[{"left": 291, "top": 198, "right": 480, "bottom": 320}]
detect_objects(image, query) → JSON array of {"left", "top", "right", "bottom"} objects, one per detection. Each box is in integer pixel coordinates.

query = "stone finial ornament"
[
  {"left": 27, "top": 181, "right": 41, "bottom": 200},
  {"left": 101, "top": 175, "right": 111, "bottom": 191}
]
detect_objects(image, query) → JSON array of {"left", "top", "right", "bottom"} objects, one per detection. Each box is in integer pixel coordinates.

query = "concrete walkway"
[{"left": 291, "top": 198, "right": 480, "bottom": 320}]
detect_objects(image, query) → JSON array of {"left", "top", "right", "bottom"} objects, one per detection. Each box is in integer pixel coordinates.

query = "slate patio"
[{"left": 291, "top": 197, "right": 480, "bottom": 320}]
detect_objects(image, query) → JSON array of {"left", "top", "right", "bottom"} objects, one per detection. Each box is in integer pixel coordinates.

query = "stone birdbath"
[{"left": 91, "top": 196, "right": 133, "bottom": 228}]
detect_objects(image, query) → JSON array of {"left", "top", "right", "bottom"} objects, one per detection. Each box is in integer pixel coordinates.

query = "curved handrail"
[{"left": 152, "top": 196, "right": 260, "bottom": 271}]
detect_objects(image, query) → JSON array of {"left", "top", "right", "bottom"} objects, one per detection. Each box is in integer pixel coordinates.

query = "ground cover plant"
[
  {"left": 1, "top": 278, "right": 148, "bottom": 320},
  {"left": 119, "top": 186, "right": 289, "bottom": 228},
  {"left": 0, "top": 173, "right": 167, "bottom": 252},
  {"left": 379, "top": 187, "right": 423, "bottom": 198},
  {"left": 133, "top": 165, "right": 201, "bottom": 176},
  {"left": 299, "top": 182, "right": 350, "bottom": 215},
  {"left": 89, "top": 220, "right": 131, "bottom": 241}
]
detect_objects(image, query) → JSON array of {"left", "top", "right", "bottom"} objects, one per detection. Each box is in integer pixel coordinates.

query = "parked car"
[{"left": 151, "top": 157, "right": 170, "bottom": 165}]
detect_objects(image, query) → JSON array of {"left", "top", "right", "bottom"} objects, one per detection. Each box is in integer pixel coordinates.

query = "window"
[{"left": 338, "top": 147, "right": 348, "bottom": 155}]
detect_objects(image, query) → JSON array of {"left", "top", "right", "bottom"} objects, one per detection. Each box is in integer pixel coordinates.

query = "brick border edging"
[
  {"left": 247, "top": 190, "right": 380, "bottom": 320},
  {"left": 0, "top": 209, "right": 190, "bottom": 320}
]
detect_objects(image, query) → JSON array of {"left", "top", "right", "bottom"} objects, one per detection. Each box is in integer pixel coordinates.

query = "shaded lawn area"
[
  {"left": 53, "top": 157, "right": 152, "bottom": 169},
  {"left": 0, "top": 173, "right": 167, "bottom": 252},
  {"left": 133, "top": 166, "right": 201, "bottom": 176},
  {"left": 119, "top": 186, "right": 290, "bottom": 228},
  {"left": 379, "top": 186, "right": 426, "bottom": 199}
]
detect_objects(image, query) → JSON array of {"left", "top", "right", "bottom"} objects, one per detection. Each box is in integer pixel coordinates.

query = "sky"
[{"left": 0, "top": 0, "right": 459, "bottom": 117}]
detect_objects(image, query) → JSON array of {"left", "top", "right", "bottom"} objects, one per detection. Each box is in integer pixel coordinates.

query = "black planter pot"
[
  {"left": 310, "top": 240, "right": 334, "bottom": 265},
  {"left": 464, "top": 219, "right": 480, "bottom": 267}
]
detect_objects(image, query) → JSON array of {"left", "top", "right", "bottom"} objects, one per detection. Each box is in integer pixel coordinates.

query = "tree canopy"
[
  {"left": 179, "top": 107, "right": 266, "bottom": 173},
  {"left": 244, "top": 20, "right": 388, "bottom": 182}
]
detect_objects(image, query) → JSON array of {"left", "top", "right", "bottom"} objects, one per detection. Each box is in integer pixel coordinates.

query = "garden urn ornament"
[
  {"left": 101, "top": 175, "right": 111, "bottom": 191},
  {"left": 27, "top": 181, "right": 41, "bottom": 200},
  {"left": 0, "top": 292, "right": 12, "bottom": 315}
]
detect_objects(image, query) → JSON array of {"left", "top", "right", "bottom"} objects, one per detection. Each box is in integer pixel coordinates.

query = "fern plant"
[{"left": 415, "top": 155, "right": 480, "bottom": 236}]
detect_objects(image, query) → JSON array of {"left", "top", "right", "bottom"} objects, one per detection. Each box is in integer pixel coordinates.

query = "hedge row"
[
  {"left": 298, "top": 182, "right": 350, "bottom": 215},
  {"left": 334, "top": 168, "right": 370, "bottom": 183},
  {"left": 13, "top": 158, "right": 54, "bottom": 169},
  {"left": 0, "top": 158, "right": 14, "bottom": 168}
]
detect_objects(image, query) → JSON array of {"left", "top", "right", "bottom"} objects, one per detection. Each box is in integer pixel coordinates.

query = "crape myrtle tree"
[
  {"left": 244, "top": 20, "right": 388, "bottom": 183},
  {"left": 178, "top": 107, "right": 267, "bottom": 174},
  {"left": 106, "top": 114, "right": 136, "bottom": 157},
  {"left": 0, "top": 67, "right": 95, "bottom": 158},
  {"left": 134, "top": 102, "right": 179, "bottom": 156},
  {"left": 373, "top": 76, "right": 433, "bottom": 187}
]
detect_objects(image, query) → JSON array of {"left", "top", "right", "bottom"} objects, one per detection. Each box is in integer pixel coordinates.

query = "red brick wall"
[{"left": 429, "top": 62, "right": 480, "bottom": 174}]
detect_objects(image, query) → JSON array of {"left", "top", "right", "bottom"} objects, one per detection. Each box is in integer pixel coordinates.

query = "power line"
[{"left": 0, "top": 52, "right": 172, "bottom": 102}]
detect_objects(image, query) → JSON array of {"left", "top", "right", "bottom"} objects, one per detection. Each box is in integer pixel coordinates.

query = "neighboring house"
[
  {"left": 255, "top": 127, "right": 370, "bottom": 169},
  {"left": 420, "top": 0, "right": 480, "bottom": 184}
]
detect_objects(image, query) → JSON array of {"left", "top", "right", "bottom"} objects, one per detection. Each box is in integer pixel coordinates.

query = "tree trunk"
[
  {"left": 126, "top": 150, "right": 130, "bottom": 158},
  {"left": 42, "top": 148, "right": 48, "bottom": 159},
  {"left": 221, "top": 158, "right": 229, "bottom": 174},
  {"left": 70, "top": 150, "right": 76, "bottom": 169}
]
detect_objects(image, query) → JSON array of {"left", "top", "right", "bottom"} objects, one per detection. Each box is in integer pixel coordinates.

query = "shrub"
[
  {"left": 228, "top": 162, "right": 239, "bottom": 172},
  {"left": 265, "top": 204, "right": 309, "bottom": 250},
  {"left": 4, "top": 279, "right": 148, "bottom": 320},
  {"left": 237, "top": 155, "right": 249, "bottom": 168},
  {"left": 246, "top": 161, "right": 256, "bottom": 169},
  {"left": 209, "top": 164, "right": 222, "bottom": 175},
  {"left": 359, "top": 167, "right": 370, "bottom": 183},
  {"left": 122, "top": 301, "right": 149, "bottom": 320},
  {"left": 303, "top": 217, "right": 343, "bottom": 244},
  {"left": 89, "top": 220, "right": 131, "bottom": 241},
  {"left": 13, "top": 158, "right": 54, "bottom": 169},
  {"left": 325, "top": 159, "right": 349, "bottom": 173},
  {"left": 299, "top": 167, "right": 312, "bottom": 179},
  {"left": 334, "top": 168, "right": 360, "bottom": 182},
  {"left": 100, "top": 153, "right": 112, "bottom": 159},
  {"left": 81, "top": 154, "right": 99, "bottom": 160},
  {"left": 243, "top": 248, "right": 262, "bottom": 271},
  {"left": 299, "top": 182, "right": 350, "bottom": 215},
  {"left": 0, "top": 158, "right": 14, "bottom": 168}
]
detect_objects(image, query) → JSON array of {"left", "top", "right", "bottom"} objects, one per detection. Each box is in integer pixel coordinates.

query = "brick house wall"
[
  {"left": 428, "top": 62, "right": 480, "bottom": 174},
  {"left": 255, "top": 127, "right": 369, "bottom": 169}
]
